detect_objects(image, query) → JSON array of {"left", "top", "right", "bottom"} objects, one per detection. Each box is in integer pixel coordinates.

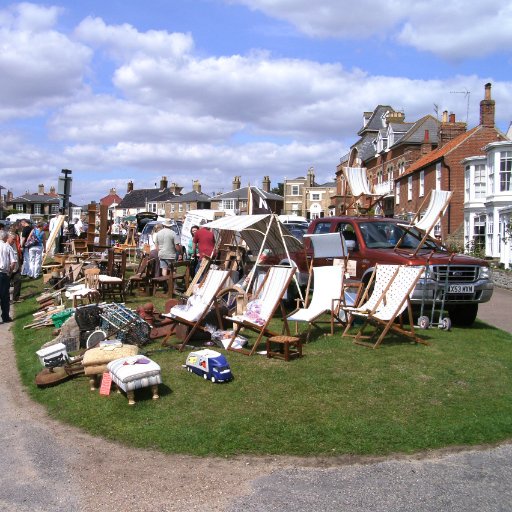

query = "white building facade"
[{"left": 463, "top": 141, "right": 512, "bottom": 268}]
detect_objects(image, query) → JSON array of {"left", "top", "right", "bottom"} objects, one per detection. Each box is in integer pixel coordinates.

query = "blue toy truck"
[{"left": 185, "top": 349, "right": 232, "bottom": 383}]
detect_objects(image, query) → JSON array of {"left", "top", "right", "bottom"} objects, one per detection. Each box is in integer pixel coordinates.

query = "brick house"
[
  {"left": 334, "top": 105, "right": 441, "bottom": 216},
  {"left": 6, "top": 184, "right": 60, "bottom": 220},
  {"left": 165, "top": 180, "right": 211, "bottom": 220},
  {"left": 283, "top": 168, "right": 336, "bottom": 219},
  {"left": 210, "top": 176, "right": 283, "bottom": 215},
  {"left": 395, "top": 83, "right": 507, "bottom": 242},
  {"left": 116, "top": 177, "right": 179, "bottom": 217}
]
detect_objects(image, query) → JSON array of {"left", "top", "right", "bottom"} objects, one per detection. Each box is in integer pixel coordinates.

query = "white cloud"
[
  {"left": 0, "top": 3, "right": 91, "bottom": 120},
  {"left": 74, "top": 16, "right": 194, "bottom": 61},
  {"left": 230, "top": 0, "right": 512, "bottom": 60},
  {"left": 49, "top": 95, "right": 243, "bottom": 143}
]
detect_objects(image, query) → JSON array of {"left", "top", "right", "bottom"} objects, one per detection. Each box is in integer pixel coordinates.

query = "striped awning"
[{"left": 204, "top": 214, "right": 303, "bottom": 256}]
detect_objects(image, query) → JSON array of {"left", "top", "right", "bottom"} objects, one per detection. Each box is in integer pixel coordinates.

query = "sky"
[{"left": 1, "top": 0, "right": 511, "bottom": 205}]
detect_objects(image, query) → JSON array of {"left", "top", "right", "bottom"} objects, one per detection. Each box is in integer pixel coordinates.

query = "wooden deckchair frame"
[
  {"left": 341, "top": 166, "right": 386, "bottom": 215},
  {"left": 394, "top": 189, "right": 452, "bottom": 256},
  {"left": 161, "top": 269, "right": 232, "bottom": 351},
  {"left": 225, "top": 266, "right": 296, "bottom": 356},
  {"left": 347, "top": 266, "right": 428, "bottom": 349}
]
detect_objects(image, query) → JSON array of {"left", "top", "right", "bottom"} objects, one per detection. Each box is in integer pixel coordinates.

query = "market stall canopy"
[{"left": 204, "top": 214, "right": 303, "bottom": 255}]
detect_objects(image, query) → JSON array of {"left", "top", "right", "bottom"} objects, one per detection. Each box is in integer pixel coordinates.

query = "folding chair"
[
  {"left": 395, "top": 190, "right": 452, "bottom": 255},
  {"left": 341, "top": 166, "right": 386, "bottom": 215},
  {"left": 286, "top": 265, "right": 347, "bottom": 341},
  {"left": 225, "top": 266, "right": 296, "bottom": 356},
  {"left": 288, "top": 233, "right": 359, "bottom": 340},
  {"left": 161, "top": 269, "right": 232, "bottom": 351},
  {"left": 345, "top": 265, "right": 428, "bottom": 349}
]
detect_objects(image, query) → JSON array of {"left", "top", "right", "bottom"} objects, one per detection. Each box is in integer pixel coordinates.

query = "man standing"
[
  {"left": 19, "top": 219, "right": 32, "bottom": 276},
  {"left": 154, "top": 221, "right": 181, "bottom": 277},
  {"left": 192, "top": 225, "right": 216, "bottom": 267},
  {"left": 0, "top": 230, "right": 16, "bottom": 323},
  {"left": 7, "top": 230, "right": 21, "bottom": 303}
]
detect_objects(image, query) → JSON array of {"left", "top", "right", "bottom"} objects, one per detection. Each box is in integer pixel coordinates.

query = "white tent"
[{"left": 204, "top": 214, "right": 305, "bottom": 300}]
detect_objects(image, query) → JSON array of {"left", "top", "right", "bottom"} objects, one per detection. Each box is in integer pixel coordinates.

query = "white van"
[
  {"left": 6, "top": 213, "right": 33, "bottom": 222},
  {"left": 181, "top": 210, "right": 225, "bottom": 257}
]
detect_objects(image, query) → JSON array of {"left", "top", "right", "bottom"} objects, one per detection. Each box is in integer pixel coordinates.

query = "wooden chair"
[
  {"left": 126, "top": 255, "right": 156, "bottom": 295},
  {"left": 150, "top": 261, "right": 191, "bottom": 297},
  {"left": 160, "top": 269, "right": 233, "bottom": 351},
  {"left": 225, "top": 266, "right": 296, "bottom": 356},
  {"left": 98, "top": 249, "right": 127, "bottom": 302},
  {"left": 343, "top": 265, "right": 428, "bottom": 349},
  {"left": 71, "top": 268, "right": 101, "bottom": 307}
]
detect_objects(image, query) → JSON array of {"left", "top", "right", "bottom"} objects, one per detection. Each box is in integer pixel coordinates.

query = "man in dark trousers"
[{"left": 0, "top": 230, "right": 17, "bottom": 323}]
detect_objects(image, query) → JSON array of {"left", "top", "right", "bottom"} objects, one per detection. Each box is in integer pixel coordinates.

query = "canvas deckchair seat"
[
  {"left": 414, "top": 189, "right": 453, "bottom": 233},
  {"left": 231, "top": 266, "right": 293, "bottom": 325},
  {"left": 161, "top": 269, "right": 232, "bottom": 350},
  {"left": 166, "top": 269, "right": 231, "bottom": 323},
  {"left": 344, "top": 264, "right": 400, "bottom": 317},
  {"left": 344, "top": 166, "right": 375, "bottom": 196},
  {"left": 288, "top": 265, "right": 344, "bottom": 323},
  {"left": 227, "top": 265, "right": 296, "bottom": 355},
  {"left": 344, "top": 265, "right": 427, "bottom": 349}
]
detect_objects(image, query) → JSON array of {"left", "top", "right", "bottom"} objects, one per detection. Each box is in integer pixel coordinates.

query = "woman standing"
[{"left": 27, "top": 222, "right": 45, "bottom": 279}]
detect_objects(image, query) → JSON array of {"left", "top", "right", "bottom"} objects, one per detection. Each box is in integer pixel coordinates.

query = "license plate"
[{"left": 448, "top": 284, "right": 474, "bottom": 293}]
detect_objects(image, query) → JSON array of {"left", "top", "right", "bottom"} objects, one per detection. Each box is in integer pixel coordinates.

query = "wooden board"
[{"left": 42, "top": 215, "right": 65, "bottom": 265}]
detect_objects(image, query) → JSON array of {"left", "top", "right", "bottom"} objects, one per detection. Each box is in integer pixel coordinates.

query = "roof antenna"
[{"left": 449, "top": 88, "right": 471, "bottom": 124}]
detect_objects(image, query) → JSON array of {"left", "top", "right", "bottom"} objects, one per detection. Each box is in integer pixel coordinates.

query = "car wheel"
[
  {"left": 447, "top": 304, "right": 478, "bottom": 327},
  {"left": 203, "top": 373, "right": 208, "bottom": 380},
  {"left": 211, "top": 376, "right": 216, "bottom": 383}
]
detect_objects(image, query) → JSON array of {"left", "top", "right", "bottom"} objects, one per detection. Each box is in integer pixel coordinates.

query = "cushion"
[
  {"left": 84, "top": 364, "right": 109, "bottom": 376},
  {"left": 108, "top": 356, "right": 161, "bottom": 383},
  {"left": 98, "top": 275, "right": 123, "bottom": 283},
  {"left": 83, "top": 344, "right": 138, "bottom": 366}
]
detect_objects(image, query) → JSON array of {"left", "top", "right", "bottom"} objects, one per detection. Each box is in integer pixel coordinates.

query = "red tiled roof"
[
  {"left": 400, "top": 126, "right": 480, "bottom": 178},
  {"left": 100, "top": 193, "right": 122, "bottom": 206}
]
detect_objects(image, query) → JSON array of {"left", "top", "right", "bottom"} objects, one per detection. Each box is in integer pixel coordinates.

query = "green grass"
[{"left": 12, "top": 277, "right": 512, "bottom": 457}]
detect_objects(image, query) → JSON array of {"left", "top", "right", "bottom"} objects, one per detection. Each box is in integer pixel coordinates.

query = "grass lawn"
[{"left": 12, "top": 276, "right": 512, "bottom": 457}]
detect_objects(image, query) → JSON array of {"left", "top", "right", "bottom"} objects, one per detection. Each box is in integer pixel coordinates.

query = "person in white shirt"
[{"left": 0, "top": 230, "right": 17, "bottom": 323}]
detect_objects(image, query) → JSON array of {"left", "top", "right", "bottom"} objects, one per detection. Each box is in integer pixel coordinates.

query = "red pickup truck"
[{"left": 304, "top": 216, "right": 494, "bottom": 326}]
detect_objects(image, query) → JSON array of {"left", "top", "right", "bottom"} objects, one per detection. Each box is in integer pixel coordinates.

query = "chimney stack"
[
  {"left": 262, "top": 176, "right": 271, "bottom": 193},
  {"left": 307, "top": 167, "right": 315, "bottom": 187},
  {"left": 49, "top": 186, "right": 57, "bottom": 196},
  {"left": 127, "top": 180, "right": 134, "bottom": 193},
  {"left": 160, "top": 176, "right": 168, "bottom": 191},
  {"left": 421, "top": 129, "right": 432, "bottom": 155},
  {"left": 38, "top": 184, "right": 44, "bottom": 195},
  {"left": 480, "top": 82, "right": 495, "bottom": 128},
  {"left": 232, "top": 176, "right": 241, "bottom": 190},
  {"left": 6, "top": 190, "right": 13, "bottom": 202},
  {"left": 192, "top": 180, "right": 201, "bottom": 193},
  {"left": 438, "top": 112, "right": 466, "bottom": 148}
]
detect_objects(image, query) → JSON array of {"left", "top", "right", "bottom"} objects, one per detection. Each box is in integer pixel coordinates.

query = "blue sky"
[{"left": 1, "top": 0, "right": 511, "bottom": 204}]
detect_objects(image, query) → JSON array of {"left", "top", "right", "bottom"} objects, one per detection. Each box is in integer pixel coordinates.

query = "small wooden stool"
[{"left": 266, "top": 335, "right": 302, "bottom": 361}]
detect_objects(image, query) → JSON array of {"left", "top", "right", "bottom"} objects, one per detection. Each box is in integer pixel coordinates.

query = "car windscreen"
[{"left": 358, "top": 222, "right": 441, "bottom": 250}]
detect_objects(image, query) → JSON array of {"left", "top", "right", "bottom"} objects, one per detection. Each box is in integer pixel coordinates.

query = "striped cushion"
[{"left": 108, "top": 356, "right": 161, "bottom": 383}]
